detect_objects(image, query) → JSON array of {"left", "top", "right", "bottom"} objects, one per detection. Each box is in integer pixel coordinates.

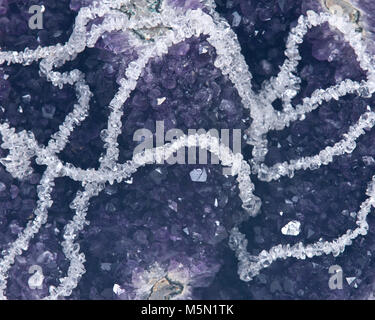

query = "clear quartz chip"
[
  {"left": 346, "top": 277, "right": 356, "bottom": 285},
  {"left": 113, "top": 284, "right": 125, "bottom": 296},
  {"left": 157, "top": 97, "right": 166, "bottom": 105},
  {"left": 189, "top": 168, "right": 207, "bottom": 182},
  {"left": 281, "top": 220, "right": 301, "bottom": 236}
]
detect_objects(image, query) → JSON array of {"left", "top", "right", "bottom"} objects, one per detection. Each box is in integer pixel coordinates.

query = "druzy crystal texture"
[{"left": 1, "top": 0, "right": 375, "bottom": 300}]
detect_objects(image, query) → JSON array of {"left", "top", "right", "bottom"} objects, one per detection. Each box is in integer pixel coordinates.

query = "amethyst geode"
[{"left": 0, "top": 0, "right": 375, "bottom": 300}]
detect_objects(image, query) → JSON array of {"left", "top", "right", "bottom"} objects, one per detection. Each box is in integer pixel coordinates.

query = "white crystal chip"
[
  {"left": 281, "top": 220, "right": 301, "bottom": 236},
  {"left": 113, "top": 284, "right": 125, "bottom": 296},
  {"left": 189, "top": 168, "right": 207, "bottom": 182},
  {"left": 157, "top": 97, "right": 166, "bottom": 105}
]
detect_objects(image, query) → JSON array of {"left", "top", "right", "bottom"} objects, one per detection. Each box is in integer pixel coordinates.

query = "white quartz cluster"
[{"left": 0, "top": 0, "right": 374, "bottom": 298}]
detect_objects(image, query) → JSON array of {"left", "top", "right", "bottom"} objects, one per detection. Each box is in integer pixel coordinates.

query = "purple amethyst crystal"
[{"left": 0, "top": 0, "right": 375, "bottom": 301}]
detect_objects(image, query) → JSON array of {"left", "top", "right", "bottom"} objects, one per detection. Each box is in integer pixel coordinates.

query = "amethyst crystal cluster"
[{"left": 0, "top": 0, "right": 375, "bottom": 300}]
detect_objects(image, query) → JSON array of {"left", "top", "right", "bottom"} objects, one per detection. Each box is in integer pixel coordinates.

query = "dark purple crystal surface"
[{"left": 1, "top": 0, "right": 375, "bottom": 300}]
